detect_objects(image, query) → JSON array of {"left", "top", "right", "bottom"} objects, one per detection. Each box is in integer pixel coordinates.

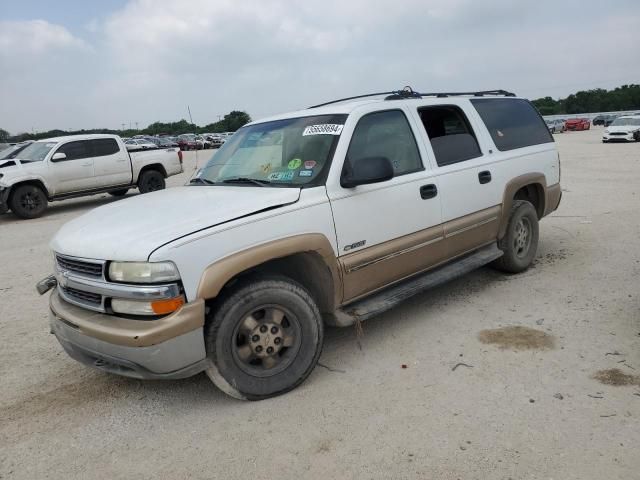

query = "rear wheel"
[
  {"left": 137, "top": 170, "right": 165, "bottom": 194},
  {"left": 108, "top": 188, "right": 129, "bottom": 197},
  {"left": 205, "top": 276, "right": 324, "bottom": 400},
  {"left": 492, "top": 200, "right": 539, "bottom": 273},
  {"left": 9, "top": 184, "right": 48, "bottom": 219}
]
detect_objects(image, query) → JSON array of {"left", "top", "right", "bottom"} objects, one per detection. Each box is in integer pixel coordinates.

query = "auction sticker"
[
  {"left": 304, "top": 160, "right": 316, "bottom": 169},
  {"left": 303, "top": 124, "right": 344, "bottom": 136},
  {"left": 299, "top": 169, "right": 312, "bottom": 177}
]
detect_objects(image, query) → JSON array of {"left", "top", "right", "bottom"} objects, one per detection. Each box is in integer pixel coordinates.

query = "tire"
[
  {"left": 205, "top": 275, "right": 324, "bottom": 400},
  {"left": 492, "top": 200, "right": 539, "bottom": 273},
  {"left": 9, "top": 184, "right": 48, "bottom": 219},
  {"left": 108, "top": 188, "right": 129, "bottom": 197},
  {"left": 137, "top": 170, "right": 165, "bottom": 194}
]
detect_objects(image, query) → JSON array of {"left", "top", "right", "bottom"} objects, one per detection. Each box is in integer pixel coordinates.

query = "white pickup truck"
[
  {"left": 0, "top": 134, "right": 183, "bottom": 218},
  {"left": 38, "top": 88, "right": 561, "bottom": 400}
]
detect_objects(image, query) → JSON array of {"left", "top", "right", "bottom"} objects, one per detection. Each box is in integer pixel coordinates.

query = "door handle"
[
  {"left": 478, "top": 170, "right": 492, "bottom": 184},
  {"left": 420, "top": 184, "right": 438, "bottom": 200}
]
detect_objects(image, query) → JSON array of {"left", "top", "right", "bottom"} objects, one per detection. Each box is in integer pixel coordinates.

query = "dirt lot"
[{"left": 1, "top": 128, "right": 639, "bottom": 479}]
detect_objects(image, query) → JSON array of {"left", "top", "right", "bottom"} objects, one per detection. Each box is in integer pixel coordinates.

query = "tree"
[
  {"left": 0, "top": 129, "right": 9, "bottom": 142},
  {"left": 532, "top": 84, "right": 640, "bottom": 115}
]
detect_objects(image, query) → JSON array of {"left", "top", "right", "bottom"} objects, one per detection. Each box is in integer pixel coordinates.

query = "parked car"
[
  {"left": 195, "top": 135, "right": 210, "bottom": 149},
  {"left": 602, "top": 115, "right": 640, "bottom": 143},
  {"left": 592, "top": 114, "right": 617, "bottom": 127},
  {"left": 0, "top": 141, "right": 33, "bottom": 161},
  {"left": 144, "top": 137, "right": 179, "bottom": 148},
  {"left": 177, "top": 134, "right": 198, "bottom": 151},
  {"left": 564, "top": 118, "right": 590, "bottom": 131},
  {"left": 124, "top": 138, "right": 157, "bottom": 151},
  {"left": 204, "top": 135, "right": 225, "bottom": 148},
  {"left": 37, "top": 89, "right": 561, "bottom": 400},
  {"left": 545, "top": 119, "right": 565, "bottom": 133},
  {"left": 0, "top": 134, "right": 183, "bottom": 219}
]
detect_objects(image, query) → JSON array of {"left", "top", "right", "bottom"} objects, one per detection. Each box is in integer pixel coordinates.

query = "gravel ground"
[{"left": 1, "top": 128, "right": 639, "bottom": 479}]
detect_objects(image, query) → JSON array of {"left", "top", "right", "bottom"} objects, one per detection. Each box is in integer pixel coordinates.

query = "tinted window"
[
  {"left": 55, "top": 141, "right": 90, "bottom": 161},
  {"left": 346, "top": 110, "right": 422, "bottom": 176},
  {"left": 471, "top": 98, "right": 553, "bottom": 151},
  {"left": 418, "top": 106, "right": 482, "bottom": 167},
  {"left": 90, "top": 139, "right": 120, "bottom": 157}
]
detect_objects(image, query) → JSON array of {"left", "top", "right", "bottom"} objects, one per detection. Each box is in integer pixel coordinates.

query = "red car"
[{"left": 564, "top": 118, "right": 591, "bottom": 131}]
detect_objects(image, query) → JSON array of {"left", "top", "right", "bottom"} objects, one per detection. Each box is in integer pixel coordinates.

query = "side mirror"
[
  {"left": 51, "top": 152, "right": 67, "bottom": 161},
  {"left": 341, "top": 156, "right": 394, "bottom": 188}
]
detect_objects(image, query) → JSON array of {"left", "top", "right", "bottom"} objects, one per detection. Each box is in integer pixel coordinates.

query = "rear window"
[
  {"left": 90, "top": 138, "right": 120, "bottom": 156},
  {"left": 471, "top": 98, "right": 553, "bottom": 151}
]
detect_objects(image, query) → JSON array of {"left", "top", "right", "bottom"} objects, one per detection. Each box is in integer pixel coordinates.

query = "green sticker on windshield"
[{"left": 288, "top": 158, "right": 302, "bottom": 170}]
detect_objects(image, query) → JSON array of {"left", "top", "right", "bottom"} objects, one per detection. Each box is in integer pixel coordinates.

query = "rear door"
[
  {"left": 411, "top": 102, "right": 502, "bottom": 258},
  {"left": 91, "top": 138, "right": 132, "bottom": 187},
  {"left": 326, "top": 107, "right": 445, "bottom": 302},
  {"left": 48, "top": 140, "right": 96, "bottom": 194}
]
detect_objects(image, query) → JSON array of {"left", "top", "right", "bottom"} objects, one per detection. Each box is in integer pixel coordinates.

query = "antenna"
[{"left": 187, "top": 105, "right": 199, "bottom": 170}]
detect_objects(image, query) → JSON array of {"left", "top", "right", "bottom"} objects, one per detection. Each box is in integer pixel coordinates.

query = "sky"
[{"left": 1, "top": 0, "right": 639, "bottom": 134}]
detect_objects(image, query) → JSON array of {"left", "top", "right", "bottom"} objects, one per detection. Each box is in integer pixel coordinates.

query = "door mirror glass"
[
  {"left": 341, "top": 156, "right": 394, "bottom": 188},
  {"left": 51, "top": 152, "right": 67, "bottom": 161}
]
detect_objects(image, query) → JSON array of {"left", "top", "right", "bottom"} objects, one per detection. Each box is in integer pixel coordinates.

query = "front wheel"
[
  {"left": 137, "top": 170, "right": 165, "bottom": 194},
  {"left": 205, "top": 276, "right": 324, "bottom": 400},
  {"left": 9, "top": 184, "right": 48, "bottom": 219},
  {"left": 492, "top": 200, "right": 539, "bottom": 273}
]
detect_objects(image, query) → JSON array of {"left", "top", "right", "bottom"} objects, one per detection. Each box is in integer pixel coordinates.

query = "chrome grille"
[
  {"left": 56, "top": 255, "right": 103, "bottom": 278},
  {"left": 61, "top": 286, "right": 102, "bottom": 306}
]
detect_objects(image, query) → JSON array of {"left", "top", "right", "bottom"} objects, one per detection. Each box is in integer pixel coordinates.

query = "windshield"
[
  {"left": 195, "top": 114, "right": 347, "bottom": 187},
  {"left": 611, "top": 117, "right": 640, "bottom": 126},
  {"left": 14, "top": 141, "right": 57, "bottom": 162}
]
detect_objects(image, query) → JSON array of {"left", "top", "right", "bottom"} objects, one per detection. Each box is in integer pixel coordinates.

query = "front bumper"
[
  {"left": 49, "top": 289, "right": 210, "bottom": 379},
  {"left": 603, "top": 132, "right": 635, "bottom": 142}
]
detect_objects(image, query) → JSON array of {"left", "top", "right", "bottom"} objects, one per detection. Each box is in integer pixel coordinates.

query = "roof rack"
[{"left": 308, "top": 86, "right": 516, "bottom": 108}]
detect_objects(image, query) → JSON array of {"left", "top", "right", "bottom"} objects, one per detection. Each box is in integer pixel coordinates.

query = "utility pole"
[
  {"left": 121, "top": 123, "right": 125, "bottom": 131},
  {"left": 135, "top": 122, "right": 139, "bottom": 130}
]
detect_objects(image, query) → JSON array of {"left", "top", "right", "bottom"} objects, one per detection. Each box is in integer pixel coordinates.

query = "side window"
[
  {"left": 54, "top": 141, "right": 90, "bottom": 161},
  {"left": 90, "top": 139, "right": 119, "bottom": 157},
  {"left": 345, "top": 110, "right": 423, "bottom": 177},
  {"left": 418, "top": 106, "right": 482, "bottom": 167},
  {"left": 470, "top": 98, "right": 553, "bottom": 151}
]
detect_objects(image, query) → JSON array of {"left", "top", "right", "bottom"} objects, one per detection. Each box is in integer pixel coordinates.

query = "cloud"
[
  {"left": 1, "top": 1, "right": 639, "bottom": 134},
  {"left": 0, "top": 19, "right": 87, "bottom": 56}
]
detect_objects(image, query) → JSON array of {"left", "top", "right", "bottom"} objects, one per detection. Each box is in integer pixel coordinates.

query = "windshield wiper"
[
  {"left": 189, "top": 177, "right": 216, "bottom": 185},
  {"left": 222, "top": 177, "right": 271, "bottom": 187}
]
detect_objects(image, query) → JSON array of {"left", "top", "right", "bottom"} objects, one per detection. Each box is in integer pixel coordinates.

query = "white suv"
[{"left": 38, "top": 88, "right": 561, "bottom": 400}]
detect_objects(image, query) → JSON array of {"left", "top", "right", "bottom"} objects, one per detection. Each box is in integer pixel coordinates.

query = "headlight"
[
  {"left": 108, "top": 261, "right": 180, "bottom": 283},
  {"left": 604, "top": 129, "right": 609, "bottom": 134}
]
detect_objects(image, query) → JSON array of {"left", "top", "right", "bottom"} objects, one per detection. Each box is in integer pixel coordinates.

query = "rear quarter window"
[{"left": 471, "top": 98, "right": 553, "bottom": 151}]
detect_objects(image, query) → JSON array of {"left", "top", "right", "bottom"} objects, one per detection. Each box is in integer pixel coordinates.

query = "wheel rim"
[
  {"left": 145, "top": 176, "right": 163, "bottom": 191},
  {"left": 231, "top": 305, "right": 302, "bottom": 377},
  {"left": 19, "top": 191, "right": 42, "bottom": 212},
  {"left": 513, "top": 217, "right": 532, "bottom": 258}
]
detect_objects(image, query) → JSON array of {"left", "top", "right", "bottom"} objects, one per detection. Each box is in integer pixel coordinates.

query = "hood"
[
  {"left": 51, "top": 186, "right": 301, "bottom": 261},
  {"left": 607, "top": 125, "right": 639, "bottom": 133}
]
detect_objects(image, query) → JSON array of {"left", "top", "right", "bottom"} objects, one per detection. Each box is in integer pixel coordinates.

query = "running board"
[{"left": 332, "top": 243, "right": 503, "bottom": 327}]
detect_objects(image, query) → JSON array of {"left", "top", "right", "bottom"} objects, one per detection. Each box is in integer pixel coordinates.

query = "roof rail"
[{"left": 308, "top": 86, "right": 516, "bottom": 109}]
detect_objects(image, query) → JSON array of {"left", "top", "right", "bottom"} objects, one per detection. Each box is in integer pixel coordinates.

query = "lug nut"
[
  {"left": 271, "top": 326, "right": 278, "bottom": 334},
  {"left": 255, "top": 346, "right": 263, "bottom": 353},
  {"left": 252, "top": 335, "right": 260, "bottom": 342},
  {"left": 260, "top": 325, "right": 268, "bottom": 333},
  {"left": 266, "top": 347, "right": 274, "bottom": 354},
  {"left": 274, "top": 337, "right": 281, "bottom": 345}
]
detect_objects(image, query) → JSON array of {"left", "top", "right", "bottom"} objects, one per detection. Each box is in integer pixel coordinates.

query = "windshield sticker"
[
  {"left": 302, "top": 124, "right": 344, "bottom": 136},
  {"left": 304, "top": 160, "right": 316, "bottom": 169},
  {"left": 260, "top": 163, "right": 272, "bottom": 173},
  {"left": 287, "top": 158, "right": 302, "bottom": 170},
  {"left": 268, "top": 171, "right": 295, "bottom": 181},
  {"left": 299, "top": 169, "right": 312, "bottom": 177}
]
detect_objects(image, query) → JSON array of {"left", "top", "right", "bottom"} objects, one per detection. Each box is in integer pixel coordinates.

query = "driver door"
[
  {"left": 48, "top": 140, "right": 96, "bottom": 194},
  {"left": 326, "top": 108, "right": 445, "bottom": 302}
]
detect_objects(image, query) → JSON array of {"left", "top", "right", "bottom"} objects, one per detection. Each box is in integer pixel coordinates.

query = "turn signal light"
[{"left": 151, "top": 296, "right": 185, "bottom": 315}]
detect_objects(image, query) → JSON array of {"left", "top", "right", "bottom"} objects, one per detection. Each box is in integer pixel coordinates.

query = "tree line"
[
  {"left": 2, "top": 110, "right": 252, "bottom": 143},
  {"left": 532, "top": 84, "right": 640, "bottom": 116}
]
